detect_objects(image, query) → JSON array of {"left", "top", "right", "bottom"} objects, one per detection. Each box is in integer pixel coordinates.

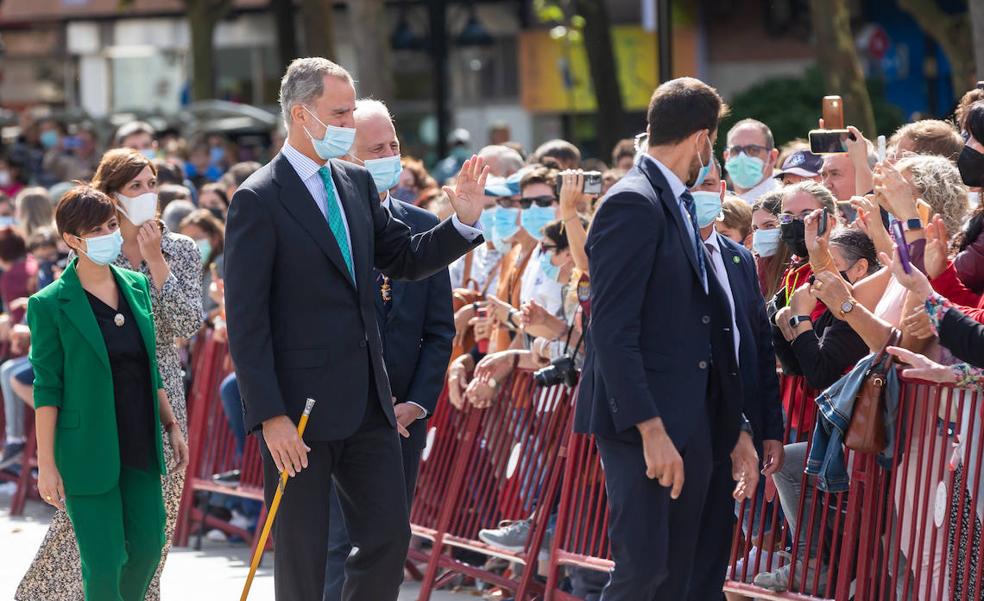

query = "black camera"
[
  {"left": 555, "top": 171, "right": 603, "bottom": 197},
  {"left": 533, "top": 355, "right": 579, "bottom": 388}
]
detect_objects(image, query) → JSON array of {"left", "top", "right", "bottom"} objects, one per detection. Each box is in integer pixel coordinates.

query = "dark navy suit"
[
  {"left": 323, "top": 197, "right": 454, "bottom": 601},
  {"left": 575, "top": 156, "right": 745, "bottom": 600}
]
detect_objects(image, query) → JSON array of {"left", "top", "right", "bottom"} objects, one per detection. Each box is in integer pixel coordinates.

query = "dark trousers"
[
  {"left": 260, "top": 396, "right": 411, "bottom": 601},
  {"left": 323, "top": 418, "right": 426, "bottom": 601}
]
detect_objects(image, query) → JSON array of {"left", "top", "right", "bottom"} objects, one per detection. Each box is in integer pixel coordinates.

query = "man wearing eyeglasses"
[{"left": 723, "top": 119, "right": 780, "bottom": 204}]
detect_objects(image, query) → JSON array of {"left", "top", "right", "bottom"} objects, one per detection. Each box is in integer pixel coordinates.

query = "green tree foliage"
[{"left": 715, "top": 68, "right": 904, "bottom": 156}]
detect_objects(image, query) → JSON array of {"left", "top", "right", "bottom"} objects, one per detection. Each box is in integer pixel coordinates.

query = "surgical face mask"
[
  {"left": 140, "top": 148, "right": 157, "bottom": 161},
  {"left": 752, "top": 228, "right": 781, "bottom": 257},
  {"left": 195, "top": 238, "right": 212, "bottom": 263},
  {"left": 779, "top": 219, "right": 809, "bottom": 258},
  {"left": 539, "top": 249, "right": 561, "bottom": 281},
  {"left": 691, "top": 191, "right": 722, "bottom": 228},
  {"left": 0, "top": 171, "right": 11, "bottom": 187},
  {"left": 693, "top": 134, "right": 712, "bottom": 188},
  {"left": 957, "top": 145, "right": 984, "bottom": 188},
  {"left": 0, "top": 216, "right": 15, "bottom": 228},
  {"left": 969, "top": 190, "right": 980, "bottom": 209},
  {"left": 116, "top": 192, "right": 159, "bottom": 226},
  {"left": 491, "top": 207, "right": 520, "bottom": 249},
  {"left": 40, "top": 130, "right": 59, "bottom": 150},
  {"left": 725, "top": 153, "right": 766, "bottom": 190},
  {"left": 451, "top": 146, "right": 471, "bottom": 162},
  {"left": 303, "top": 106, "right": 356, "bottom": 160},
  {"left": 363, "top": 155, "right": 403, "bottom": 192},
  {"left": 520, "top": 205, "right": 556, "bottom": 240},
  {"left": 479, "top": 206, "right": 498, "bottom": 233},
  {"left": 210, "top": 146, "right": 225, "bottom": 164},
  {"left": 78, "top": 229, "right": 123, "bottom": 266}
]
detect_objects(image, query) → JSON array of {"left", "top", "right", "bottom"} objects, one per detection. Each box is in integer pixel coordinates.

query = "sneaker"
[
  {"left": 0, "top": 442, "right": 25, "bottom": 471},
  {"left": 479, "top": 520, "right": 531, "bottom": 552},
  {"left": 732, "top": 546, "right": 778, "bottom": 583},
  {"left": 230, "top": 510, "right": 253, "bottom": 532},
  {"left": 211, "top": 469, "right": 241, "bottom": 488},
  {"left": 205, "top": 529, "right": 228, "bottom": 542},
  {"left": 753, "top": 558, "right": 828, "bottom": 595}
]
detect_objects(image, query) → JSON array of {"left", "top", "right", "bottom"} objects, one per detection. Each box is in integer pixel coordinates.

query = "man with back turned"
[
  {"left": 575, "top": 77, "right": 761, "bottom": 600},
  {"left": 224, "top": 57, "right": 486, "bottom": 601}
]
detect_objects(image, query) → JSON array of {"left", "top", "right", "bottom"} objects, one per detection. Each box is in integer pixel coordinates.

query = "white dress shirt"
[
  {"left": 641, "top": 154, "right": 709, "bottom": 293},
  {"left": 703, "top": 230, "right": 741, "bottom": 364}
]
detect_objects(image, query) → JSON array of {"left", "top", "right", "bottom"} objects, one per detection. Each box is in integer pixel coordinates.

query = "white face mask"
[{"left": 116, "top": 192, "right": 158, "bottom": 225}]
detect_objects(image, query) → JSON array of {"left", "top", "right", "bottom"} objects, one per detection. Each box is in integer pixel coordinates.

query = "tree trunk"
[
  {"left": 575, "top": 0, "right": 625, "bottom": 162},
  {"left": 301, "top": 0, "right": 336, "bottom": 61},
  {"left": 272, "top": 0, "right": 299, "bottom": 73},
  {"left": 809, "top": 0, "right": 876, "bottom": 136},
  {"left": 968, "top": 0, "right": 984, "bottom": 81},
  {"left": 186, "top": 0, "right": 232, "bottom": 101},
  {"left": 348, "top": 0, "right": 393, "bottom": 100},
  {"left": 898, "top": 0, "right": 975, "bottom": 97}
]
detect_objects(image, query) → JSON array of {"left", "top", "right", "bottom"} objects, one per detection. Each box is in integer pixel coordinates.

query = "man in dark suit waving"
[
  {"left": 321, "top": 99, "right": 455, "bottom": 601},
  {"left": 224, "top": 58, "right": 485, "bottom": 601},
  {"left": 574, "top": 77, "right": 760, "bottom": 600}
]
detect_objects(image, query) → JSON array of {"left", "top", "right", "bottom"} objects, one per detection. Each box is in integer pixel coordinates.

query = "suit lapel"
[
  {"left": 272, "top": 154, "right": 356, "bottom": 289},
  {"left": 57, "top": 261, "right": 110, "bottom": 370},
  {"left": 330, "top": 160, "right": 369, "bottom": 292},
  {"left": 112, "top": 266, "right": 157, "bottom": 368},
  {"left": 638, "top": 158, "right": 702, "bottom": 283}
]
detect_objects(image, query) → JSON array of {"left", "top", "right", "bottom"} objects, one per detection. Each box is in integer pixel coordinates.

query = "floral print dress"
[{"left": 17, "top": 226, "right": 202, "bottom": 601}]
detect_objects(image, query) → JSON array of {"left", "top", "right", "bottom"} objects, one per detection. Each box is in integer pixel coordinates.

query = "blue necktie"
[
  {"left": 680, "top": 190, "right": 708, "bottom": 292},
  {"left": 317, "top": 166, "right": 354, "bottom": 279}
]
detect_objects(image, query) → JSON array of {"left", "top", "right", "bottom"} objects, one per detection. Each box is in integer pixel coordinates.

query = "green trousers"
[{"left": 64, "top": 465, "right": 166, "bottom": 601}]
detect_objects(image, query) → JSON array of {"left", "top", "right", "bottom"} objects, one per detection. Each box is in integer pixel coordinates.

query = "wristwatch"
[
  {"left": 839, "top": 298, "right": 857, "bottom": 317},
  {"left": 788, "top": 315, "right": 812, "bottom": 329},
  {"left": 902, "top": 218, "right": 923, "bottom": 232}
]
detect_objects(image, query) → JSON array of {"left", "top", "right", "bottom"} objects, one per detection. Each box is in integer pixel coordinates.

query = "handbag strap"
[{"left": 869, "top": 328, "right": 901, "bottom": 375}]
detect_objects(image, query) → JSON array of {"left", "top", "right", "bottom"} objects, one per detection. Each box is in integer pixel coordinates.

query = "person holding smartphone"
[{"left": 28, "top": 185, "right": 187, "bottom": 600}]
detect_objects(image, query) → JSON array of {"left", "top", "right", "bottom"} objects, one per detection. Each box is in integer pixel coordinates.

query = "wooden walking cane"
[{"left": 240, "top": 398, "right": 316, "bottom": 601}]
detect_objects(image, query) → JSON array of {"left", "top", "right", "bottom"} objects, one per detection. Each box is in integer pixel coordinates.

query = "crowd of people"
[{"left": 0, "top": 54, "right": 983, "bottom": 601}]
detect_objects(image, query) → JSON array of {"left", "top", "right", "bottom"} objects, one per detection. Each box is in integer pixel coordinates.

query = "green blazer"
[{"left": 28, "top": 259, "right": 166, "bottom": 496}]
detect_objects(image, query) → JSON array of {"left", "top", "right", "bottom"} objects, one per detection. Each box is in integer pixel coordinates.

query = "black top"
[
  {"left": 773, "top": 309, "right": 870, "bottom": 391},
  {"left": 940, "top": 307, "right": 984, "bottom": 369},
  {"left": 86, "top": 288, "right": 156, "bottom": 471}
]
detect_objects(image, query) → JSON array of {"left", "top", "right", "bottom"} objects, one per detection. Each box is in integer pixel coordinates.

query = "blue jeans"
[
  {"left": 2, "top": 356, "right": 30, "bottom": 441},
  {"left": 219, "top": 373, "right": 246, "bottom": 461}
]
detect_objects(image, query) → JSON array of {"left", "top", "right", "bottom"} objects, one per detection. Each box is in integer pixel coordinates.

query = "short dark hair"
[
  {"left": 829, "top": 228, "right": 879, "bottom": 275},
  {"left": 965, "top": 100, "right": 984, "bottom": 147},
  {"left": 543, "top": 217, "right": 588, "bottom": 252},
  {"left": 0, "top": 227, "right": 26, "bottom": 263},
  {"left": 612, "top": 138, "right": 636, "bottom": 165},
  {"left": 55, "top": 185, "right": 117, "bottom": 238},
  {"left": 532, "top": 140, "right": 581, "bottom": 168},
  {"left": 646, "top": 77, "right": 729, "bottom": 147},
  {"left": 519, "top": 165, "right": 558, "bottom": 192},
  {"left": 200, "top": 182, "right": 230, "bottom": 207},
  {"left": 152, "top": 158, "right": 185, "bottom": 186},
  {"left": 226, "top": 161, "right": 262, "bottom": 187}
]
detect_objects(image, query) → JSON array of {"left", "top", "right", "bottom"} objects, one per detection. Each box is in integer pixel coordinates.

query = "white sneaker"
[{"left": 205, "top": 529, "right": 228, "bottom": 542}]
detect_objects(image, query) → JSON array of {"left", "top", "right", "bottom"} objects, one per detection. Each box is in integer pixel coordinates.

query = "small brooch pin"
[
  {"left": 732, "top": 256, "right": 741, "bottom": 264},
  {"left": 380, "top": 277, "right": 392, "bottom": 303}
]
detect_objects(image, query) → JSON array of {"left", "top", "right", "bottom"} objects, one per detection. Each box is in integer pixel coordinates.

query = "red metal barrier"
[
  {"left": 173, "top": 333, "right": 266, "bottom": 552},
  {"left": 410, "top": 370, "right": 574, "bottom": 601}
]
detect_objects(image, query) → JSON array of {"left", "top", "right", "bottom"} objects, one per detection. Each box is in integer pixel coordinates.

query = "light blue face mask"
[
  {"left": 0, "top": 216, "right": 16, "bottom": 228},
  {"left": 195, "top": 238, "right": 212, "bottom": 263},
  {"left": 363, "top": 155, "right": 403, "bottom": 192},
  {"left": 491, "top": 208, "right": 520, "bottom": 249},
  {"left": 538, "top": 249, "right": 561, "bottom": 281},
  {"left": 693, "top": 133, "right": 712, "bottom": 187},
  {"left": 303, "top": 107, "right": 356, "bottom": 160},
  {"left": 752, "top": 227, "right": 781, "bottom": 257},
  {"left": 725, "top": 153, "right": 766, "bottom": 190},
  {"left": 479, "top": 207, "right": 498, "bottom": 233},
  {"left": 140, "top": 148, "right": 157, "bottom": 161},
  {"left": 520, "top": 205, "right": 556, "bottom": 240},
  {"left": 691, "top": 191, "right": 722, "bottom": 228},
  {"left": 78, "top": 229, "right": 124, "bottom": 266},
  {"left": 40, "top": 130, "right": 60, "bottom": 150}
]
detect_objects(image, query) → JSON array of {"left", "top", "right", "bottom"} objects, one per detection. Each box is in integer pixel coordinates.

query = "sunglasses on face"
[
  {"left": 541, "top": 244, "right": 558, "bottom": 254},
  {"left": 728, "top": 144, "right": 770, "bottom": 158},
  {"left": 519, "top": 196, "right": 558, "bottom": 209},
  {"left": 778, "top": 212, "right": 812, "bottom": 225}
]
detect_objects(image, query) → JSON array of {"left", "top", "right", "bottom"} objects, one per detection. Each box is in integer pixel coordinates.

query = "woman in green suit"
[{"left": 29, "top": 185, "right": 188, "bottom": 601}]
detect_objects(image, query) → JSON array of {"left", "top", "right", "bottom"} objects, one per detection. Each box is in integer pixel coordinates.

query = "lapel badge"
[
  {"left": 733, "top": 256, "right": 741, "bottom": 264},
  {"left": 380, "top": 277, "right": 392, "bottom": 303}
]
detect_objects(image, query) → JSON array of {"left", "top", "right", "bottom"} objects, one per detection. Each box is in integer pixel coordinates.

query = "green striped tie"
[{"left": 317, "top": 166, "right": 354, "bottom": 279}]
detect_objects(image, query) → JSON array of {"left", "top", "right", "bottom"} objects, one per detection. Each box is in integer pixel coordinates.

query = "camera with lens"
[
  {"left": 555, "top": 171, "right": 603, "bottom": 197},
  {"left": 534, "top": 355, "right": 579, "bottom": 388}
]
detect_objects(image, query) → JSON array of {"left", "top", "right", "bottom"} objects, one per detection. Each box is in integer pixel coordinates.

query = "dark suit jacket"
[
  {"left": 574, "top": 157, "right": 745, "bottom": 454},
  {"left": 717, "top": 233, "right": 784, "bottom": 444},
  {"left": 376, "top": 198, "right": 454, "bottom": 452},
  {"left": 224, "top": 153, "right": 478, "bottom": 441}
]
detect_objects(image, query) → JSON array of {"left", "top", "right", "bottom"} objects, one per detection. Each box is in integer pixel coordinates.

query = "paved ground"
[{"left": 0, "top": 484, "right": 474, "bottom": 600}]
